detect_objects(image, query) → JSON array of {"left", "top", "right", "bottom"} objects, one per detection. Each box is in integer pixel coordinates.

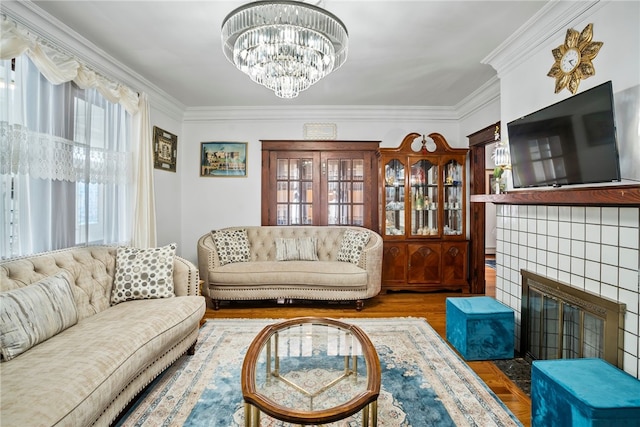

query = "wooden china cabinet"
[
  {"left": 379, "top": 133, "right": 469, "bottom": 292},
  {"left": 261, "top": 140, "right": 379, "bottom": 230}
]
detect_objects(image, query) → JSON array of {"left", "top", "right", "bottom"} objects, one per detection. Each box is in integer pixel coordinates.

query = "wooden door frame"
[{"left": 467, "top": 122, "right": 500, "bottom": 294}]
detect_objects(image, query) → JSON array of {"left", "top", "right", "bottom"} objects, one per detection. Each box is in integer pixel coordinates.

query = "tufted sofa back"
[
  {"left": 197, "top": 226, "right": 382, "bottom": 282},
  {"left": 1, "top": 246, "right": 200, "bottom": 321}
]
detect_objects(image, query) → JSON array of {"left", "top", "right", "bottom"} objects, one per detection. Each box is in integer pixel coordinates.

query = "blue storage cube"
[
  {"left": 532, "top": 359, "right": 640, "bottom": 427},
  {"left": 445, "top": 296, "right": 514, "bottom": 361}
]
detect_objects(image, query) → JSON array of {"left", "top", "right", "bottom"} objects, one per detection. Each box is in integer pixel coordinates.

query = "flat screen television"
[{"left": 507, "top": 81, "right": 621, "bottom": 188}]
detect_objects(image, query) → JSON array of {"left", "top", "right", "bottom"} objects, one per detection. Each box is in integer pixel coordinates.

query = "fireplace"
[{"left": 520, "top": 270, "right": 626, "bottom": 368}]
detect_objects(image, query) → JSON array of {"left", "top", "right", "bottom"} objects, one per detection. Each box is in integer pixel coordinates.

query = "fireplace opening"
[{"left": 520, "top": 270, "right": 626, "bottom": 368}]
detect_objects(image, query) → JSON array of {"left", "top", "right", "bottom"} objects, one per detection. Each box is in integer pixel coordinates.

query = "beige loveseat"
[
  {"left": 197, "top": 226, "right": 383, "bottom": 311},
  {"left": 0, "top": 245, "right": 206, "bottom": 427}
]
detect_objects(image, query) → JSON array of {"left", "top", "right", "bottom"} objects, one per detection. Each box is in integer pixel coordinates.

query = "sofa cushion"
[
  {"left": 211, "top": 228, "right": 250, "bottom": 265},
  {"left": 336, "top": 229, "right": 371, "bottom": 264},
  {"left": 0, "top": 270, "right": 78, "bottom": 361},
  {"left": 209, "top": 261, "right": 368, "bottom": 287},
  {"left": 276, "top": 237, "right": 319, "bottom": 261},
  {"left": 0, "top": 295, "right": 205, "bottom": 427},
  {"left": 111, "top": 243, "right": 176, "bottom": 304}
]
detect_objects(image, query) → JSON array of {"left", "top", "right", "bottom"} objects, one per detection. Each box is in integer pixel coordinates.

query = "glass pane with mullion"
[
  {"left": 328, "top": 204, "right": 339, "bottom": 225},
  {"left": 327, "top": 159, "right": 339, "bottom": 181},
  {"left": 300, "top": 181, "right": 313, "bottom": 203},
  {"left": 301, "top": 159, "right": 313, "bottom": 180},
  {"left": 340, "top": 182, "right": 352, "bottom": 203},
  {"left": 276, "top": 182, "right": 288, "bottom": 203},
  {"left": 353, "top": 205, "right": 364, "bottom": 226},
  {"left": 276, "top": 204, "right": 288, "bottom": 225},
  {"left": 353, "top": 159, "right": 364, "bottom": 180},
  {"left": 289, "top": 159, "right": 300, "bottom": 179},
  {"left": 352, "top": 182, "right": 363, "bottom": 203},
  {"left": 290, "top": 181, "right": 300, "bottom": 203},
  {"left": 301, "top": 204, "right": 313, "bottom": 225},
  {"left": 340, "top": 205, "right": 351, "bottom": 224},
  {"left": 277, "top": 159, "right": 289, "bottom": 180},
  {"left": 340, "top": 159, "right": 352, "bottom": 180},
  {"left": 289, "top": 204, "right": 301, "bottom": 225},
  {"left": 328, "top": 182, "right": 339, "bottom": 204}
]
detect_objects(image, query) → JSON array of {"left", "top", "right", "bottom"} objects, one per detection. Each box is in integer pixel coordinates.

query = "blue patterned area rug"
[
  {"left": 117, "top": 318, "right": 522, "bottom": 426},
  {"left": 486, "top": 259, "right": 497, "bottom": 270}
]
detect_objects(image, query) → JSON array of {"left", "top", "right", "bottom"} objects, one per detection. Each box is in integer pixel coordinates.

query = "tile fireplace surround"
[{"left": 493, "top": 203, "right": 639, "bottom": 379}]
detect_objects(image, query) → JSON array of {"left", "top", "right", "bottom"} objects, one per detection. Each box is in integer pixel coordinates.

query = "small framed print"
[
  {"left": 153, "top": 126, "right": 177, "bottom": 172},
  {"left": 200, "top": 142, "right": 247, "bottom": 177}
]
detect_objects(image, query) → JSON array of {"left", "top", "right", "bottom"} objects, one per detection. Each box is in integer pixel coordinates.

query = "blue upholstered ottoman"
[
  {"left": 445, "top": 296, "right": 514, "bottom": 360},
  {"left": 532, "top": 359, "right": 640, "bottom": 427}
]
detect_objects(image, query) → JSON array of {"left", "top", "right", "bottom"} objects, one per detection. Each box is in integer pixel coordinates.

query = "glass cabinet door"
[
  {"left": 384, "top": 159, "right": 405, "bottom": 236},
  {"left": 327, "top": 157, "right": 365, "bottom": 226},
  {"left": 443, "top": 159, "right": 463, "bottom": 235},
  {"left": 410, "top": 159, "right": 438, "bottom": 236},
  {"left": 276, "top": 157, "right": 314, "bottom": 225}
]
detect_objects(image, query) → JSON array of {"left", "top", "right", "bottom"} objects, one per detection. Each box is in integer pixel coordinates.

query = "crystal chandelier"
[{"left": 221, "top": 1, "right": 348, "bottom": 99}]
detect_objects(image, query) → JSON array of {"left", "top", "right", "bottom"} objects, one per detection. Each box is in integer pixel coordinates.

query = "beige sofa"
[
  {"left": 197, "top": 226, "right": 383, "bottom": 310},
  {"left": 0, "top": 246, "right": 206, "bottom": 427}
]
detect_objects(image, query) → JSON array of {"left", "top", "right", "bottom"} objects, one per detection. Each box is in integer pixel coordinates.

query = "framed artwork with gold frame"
[
  {"left": 200, "top": 142, "right": 247, "bottom": 177},
  {"left": 153, "top": 126, "right": 178, "bottom": 172}
]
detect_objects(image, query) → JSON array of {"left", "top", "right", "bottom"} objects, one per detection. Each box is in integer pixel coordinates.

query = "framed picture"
[
  {"left": 200, "top": 142, "right": 247, "bottom": 177},
  {"left": 486, "top": 169, "right": 497, "bottom": 194},
  {"left": 153, "top": 126, "right": 177, "bottom": 172}
]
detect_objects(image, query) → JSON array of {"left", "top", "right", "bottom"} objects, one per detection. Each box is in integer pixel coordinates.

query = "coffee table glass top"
[{"left": 242, "top": 317, "right": 381, "bottom": 425}]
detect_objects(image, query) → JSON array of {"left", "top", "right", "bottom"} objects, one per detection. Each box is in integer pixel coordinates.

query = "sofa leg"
[
  {"left": 187, "top": 341, "right": 197, "bottom": 356},
  {"left": 355, "top": 300, "right": 364, "bottom": 311},
  {"left": 213, "top": 299, "right": 220, "bottom": 310}
]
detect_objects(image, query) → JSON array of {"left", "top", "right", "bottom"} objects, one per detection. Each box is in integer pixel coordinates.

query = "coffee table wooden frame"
[{"left": 241, "top": 317, "right": 381, "bottom": 426}]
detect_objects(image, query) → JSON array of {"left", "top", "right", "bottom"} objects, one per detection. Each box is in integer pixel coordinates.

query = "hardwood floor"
[{"left": 202, "top": 264, "right": 531, "bottom": 426}]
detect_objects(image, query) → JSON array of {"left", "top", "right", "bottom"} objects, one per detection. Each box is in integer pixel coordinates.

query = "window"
[{"left": 0, "top": 56, "right": 133, "bottom": 259}]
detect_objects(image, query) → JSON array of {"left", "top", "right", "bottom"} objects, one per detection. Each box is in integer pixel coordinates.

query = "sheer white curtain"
[
  {"left": 0, "top": 56, "right": 131, "bottom": 258},
  {"left": 0, "top": 17, "right": 157, "bottom": 258}
]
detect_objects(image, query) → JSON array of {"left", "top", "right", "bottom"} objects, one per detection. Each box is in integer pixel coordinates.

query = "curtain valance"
[{"left": 1, "top": 16, "right": 139, "bottom": 114}]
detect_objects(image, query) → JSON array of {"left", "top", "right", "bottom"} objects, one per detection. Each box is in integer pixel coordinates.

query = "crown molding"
[
  {"left": 1, "top": 0, "right": 185, "bottom": 121},
  {"left": 482, "top": 0, "right": 605, "bottom": 77},
  {"left": 183, "top": 105, "right": 459, "bottom": 123},
  {"left": 455, "top": 76, "right": 500, "bottom": 120}
]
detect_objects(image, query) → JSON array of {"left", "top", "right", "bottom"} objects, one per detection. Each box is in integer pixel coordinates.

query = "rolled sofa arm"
[
  {"left": 173, "top": 256, "right": 200, "bottom": 297},
  {"left": 358, "top": 231, "right": 383, "bottom": 298}
]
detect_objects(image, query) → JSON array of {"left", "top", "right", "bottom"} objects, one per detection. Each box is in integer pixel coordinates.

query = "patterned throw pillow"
[
  {"left": 336, "top": 229, "right": 371, "bottom": 264},
  {"left": 275, "top": 237, "right": 319, "bottom": 261},
  {"left": 110, "top": 243, "right": 176, "bottom": 305},
  {"left": 0, "top": 270, "right": 78, "bottom": 361},
  {"left": 211, "top": 229, "right": 250, "bottom": 265}
]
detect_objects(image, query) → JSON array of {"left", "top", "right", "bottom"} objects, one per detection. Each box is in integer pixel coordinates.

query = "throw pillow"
[
  {"left": 336, "top": 229, "right": 371, "bottom": 264},
  {"left": 110, "top": 243, "right": 176, "bottom": 305},
  {"left": 276, "top": 237, "right": 319, "bottom": 261},
  {"left": 0, "top": 270, "right": 78, "bottom": 361},
  {"left": 211, "top": 229, "right": 250, "bottom": 265}
]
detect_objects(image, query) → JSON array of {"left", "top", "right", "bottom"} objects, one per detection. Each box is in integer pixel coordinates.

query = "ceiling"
[{"left": 31, "top": 1, "right": 548, "bottom": 108}]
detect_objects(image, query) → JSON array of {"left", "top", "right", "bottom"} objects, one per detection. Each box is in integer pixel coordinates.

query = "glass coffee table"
[{"left": 241, "top": 317, "right": 381, "bottom": 426}]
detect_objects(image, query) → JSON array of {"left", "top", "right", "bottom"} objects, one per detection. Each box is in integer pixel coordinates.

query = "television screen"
[{"left": 507, "top": 81, "right": 621, "bottom": 188}]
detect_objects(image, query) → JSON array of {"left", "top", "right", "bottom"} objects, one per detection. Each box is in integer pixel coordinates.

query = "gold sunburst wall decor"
[{"left": 547, "top": 23, "right": 603, "bottom": 94}]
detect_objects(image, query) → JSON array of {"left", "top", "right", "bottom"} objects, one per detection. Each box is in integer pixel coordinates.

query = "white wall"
[
  {"left": 150, "top": 107, "right": 184, "bottom": 250},
  {"left": 485, "top": 1, "right": 640, "bottom": 378},
  {"left": 178, "top": 110, "right": 465, "bottom": 262}
]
